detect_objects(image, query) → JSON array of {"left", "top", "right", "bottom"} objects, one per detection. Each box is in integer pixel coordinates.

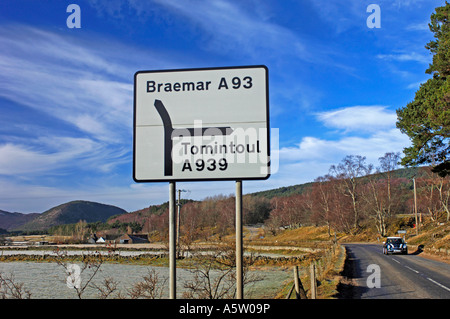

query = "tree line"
[
  {"left": 124, "top": 152, "right": 448, "bottom": 243},
  {"left": 21, "top": 152, "right": 449, "bottom": 244},
  {"left": 265, "top": 153, "right": 449, "bottom": 237}
]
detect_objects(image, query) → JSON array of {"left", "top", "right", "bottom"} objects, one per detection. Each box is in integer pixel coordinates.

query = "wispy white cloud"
[
  {"left": 0, "top": 23, "right": 221, "bottom": 213},
  {"left": 0, "top": 24, "right": 141, "bottom": 190},
  {"left": 315, "top": 105, "right": 397, "bottom": 133},
  {"left": 377, "top": 52, "right": 430, "bottom": 64},
  {"left": 148, "top": 0, "right": 314, "bottom": 62},
  {"left": 307, "top": 0, "right": 438, "bottom": 37},
  {"left": 281, "top": 129, "right": 408, "bottom": 162},
  {"left": 275, "top": 128, "right": 410, "bottom": 188},
  {"left": 306, "top": 0, "right": 366, "bottom": 33},
  {"left": 406, "top": 78, "right": 430, "bottom": 90},
  {"left": 389, "top": 0, "right": 432, "bottom": 9},
  {"left": 0, "top": 136, "right": 129, "bottom": 176},
  {"left": 406, "top": 22, "right": 429, "bottom": 31},
  {"left": 271, "top": 105, "right": 410, "bottom": 187},
  {"left": 0, "top": 25, "right": 134, "bottom": 142}
]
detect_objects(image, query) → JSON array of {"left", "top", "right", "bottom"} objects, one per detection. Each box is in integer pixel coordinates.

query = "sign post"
[
  {"left": 235, "top": 180, "right": 243, "bottom": 299},
  {"left": 134, "top": 66, "right": 269, "bottom": 299},
  {"left": 169, "top": 181, "right": 176, "bottom": 299}
]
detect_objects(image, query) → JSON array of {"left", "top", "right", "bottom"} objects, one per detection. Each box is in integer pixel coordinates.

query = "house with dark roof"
[{"left": 118, "top": 234, "right": 149, "bottom": 244}]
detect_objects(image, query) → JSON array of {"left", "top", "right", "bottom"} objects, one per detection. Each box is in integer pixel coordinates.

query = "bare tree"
[
  {"left": 182, "top": 243, "right": 262, "bottom": 299},
  {"left": 363, "top": 175, "right": 389, "bottom": 236},
  {"left": 412, "top": 167, "right": 449, "bottom": 222},
  {"left": 329, "top": 155, "right": 370, "bottom": 231},
  {"left": 435, "top": 175, "right": 450, "bottom": 221},
  {"left": 128, "top": 269, "right": 167, "bottom": 299},
  {"left": 74, "top": 220, "right": 88, "bottom": 243},
  {"left": 0, "top": 272, "right": 31, "bottom": 299},
  {"left": 54, "top": 248, "right": 105, "bottom": 299},
  {"left": 417, "top": 173, "right": 441, "bottom": 221},
  {"left": 91, "top": 277, "right": 119, "bottom": 299},
  {"left": 264, "top": 194, "right": 309, "bottom": 232},
  {"left": 378, "top": 152, "right": 401, "bottom": 218},
  {"left": 311, "top": 175, "right": 333, "bottom": 236},
  {"left": 361, "top": 152, "right": 402, "bottom": 236}
]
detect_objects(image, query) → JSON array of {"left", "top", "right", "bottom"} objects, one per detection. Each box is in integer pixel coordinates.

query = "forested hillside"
[
  {"left": 15, "top": 153, "right": 448, "bottom": 245},
  {"left": 107, "top": 153, "right": 449, "bottom": 243}
]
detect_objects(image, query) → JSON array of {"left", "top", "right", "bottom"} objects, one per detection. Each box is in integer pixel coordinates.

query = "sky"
[{"left": 0, "top": 0, "right": 444, "bottom": 213}]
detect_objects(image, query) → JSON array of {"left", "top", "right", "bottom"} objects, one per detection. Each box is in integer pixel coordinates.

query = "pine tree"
[{"left": 396, "top": 2, "right": 450, "bottom": 176}]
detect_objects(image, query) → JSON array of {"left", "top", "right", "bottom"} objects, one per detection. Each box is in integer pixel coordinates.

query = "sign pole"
[
  {"left": 177, "top": 189, "right": 181, "bottom": 259},
  {"left": 236, "top": 180, "right": 243, "bottom": 299},
  {"left": 169, "top": 181, "right": 177, "bottom": 299}
]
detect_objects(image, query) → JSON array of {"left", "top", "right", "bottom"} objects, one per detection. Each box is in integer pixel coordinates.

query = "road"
[{"left": 340, "top": 244, "right": 450, "bottom": 299}]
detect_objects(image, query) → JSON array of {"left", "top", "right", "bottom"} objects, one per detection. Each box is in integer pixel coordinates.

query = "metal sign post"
[
  {"left": 235, "top": 180, "right": 243, "bottom": 299},
  {"left": 169, "top": 181, "right": 176, "bottom": 299}
]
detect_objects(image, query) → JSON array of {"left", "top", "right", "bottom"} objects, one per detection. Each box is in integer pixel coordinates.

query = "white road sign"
[{"left": 133, "top": 65, "right": 270, "bottom": 182}]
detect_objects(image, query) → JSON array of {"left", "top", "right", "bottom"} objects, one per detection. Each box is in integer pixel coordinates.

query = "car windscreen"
[{"left": 387, "top": 238, "right": 403, "bottom": 244}]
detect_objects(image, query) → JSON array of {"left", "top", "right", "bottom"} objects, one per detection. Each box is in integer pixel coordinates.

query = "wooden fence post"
[
  {"left": 294, "top": 266, "right": 307, "bottom": 299},
  {"left": 310, "top": 263, "right": 317, "bottom": 299},
  {"left": 287, "top": 266, "right": 307, "bottom": 299}
]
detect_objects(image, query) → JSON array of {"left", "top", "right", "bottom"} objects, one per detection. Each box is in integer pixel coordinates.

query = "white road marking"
[
  {"left": 427, "top": 278, "right": 450, "bottom": 293},
  {"left": 405, "top": 266, "right": 419, "bottom": 274},
  {"left": 391, "top": 258, "right": 401, "bottom": 264}
]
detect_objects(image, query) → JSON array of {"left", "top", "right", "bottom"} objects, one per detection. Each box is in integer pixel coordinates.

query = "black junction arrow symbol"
[{"left": 153, "top": 99, "right": 233, "bottom": 177}]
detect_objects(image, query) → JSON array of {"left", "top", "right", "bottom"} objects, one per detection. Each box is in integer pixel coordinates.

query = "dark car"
[{"left": 383, "top": 237, "right": 408, "bottom": 255}]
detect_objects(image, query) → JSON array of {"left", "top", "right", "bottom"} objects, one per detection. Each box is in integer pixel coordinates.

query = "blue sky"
[{"left": 0, "top": 0, "right": 444, "bottom": 213}]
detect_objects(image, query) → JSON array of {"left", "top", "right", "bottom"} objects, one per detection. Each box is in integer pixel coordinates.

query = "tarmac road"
[{"left": 340, "top": 244, "right": 450, "bottom": 299}]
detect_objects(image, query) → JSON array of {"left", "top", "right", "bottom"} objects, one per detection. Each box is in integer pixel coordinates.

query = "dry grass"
[
  {"left": 246, "top": 226, "right": 333, "bottom": 248},
  {"left": 276, "top": 245, "right": 346, "bottom": 299},
  {"left": 270, "top": 226, "right": 331, "bottom": 242}
]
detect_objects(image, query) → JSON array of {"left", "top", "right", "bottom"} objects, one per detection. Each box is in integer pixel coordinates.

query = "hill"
[
  {"left": 251, "top": 166, "right": 427, "bottom": 199},
  {"left": 1, "top": 166, "right": 433, "bottom": 235},
  {"left": 106, "top": 166, "right": 431, "bottom": 236},
  {"left": 17, "top": 200, "right": 127, "bottom": 232},
  {"left": 0, "top": 210, "right": 40, "bottom": 231},
  {"left": 251, "top": 182, "right": 314, "bottom": 199},
  {"left": 108, "top": 199, "right": 194, "bottom": 227}
]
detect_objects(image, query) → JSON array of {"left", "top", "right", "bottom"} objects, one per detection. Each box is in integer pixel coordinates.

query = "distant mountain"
[
  {"left": 16, "top": 200, "right": 128, "bottom": 231},
  {"left": 251, "top": 182, "right": 315, "bottom": 199},
  {"left": 0, "top": 210, "right": 40, "bottom": 231}
]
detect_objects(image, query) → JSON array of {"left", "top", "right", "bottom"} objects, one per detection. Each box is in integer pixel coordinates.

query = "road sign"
[{"left": 133, "top": 65, "right": 270, "bottom": 182}]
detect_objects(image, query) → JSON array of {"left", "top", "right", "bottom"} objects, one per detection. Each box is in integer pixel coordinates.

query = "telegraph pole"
[{"left": 413, "top": 177, "right": 419, "bottom": 235}]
